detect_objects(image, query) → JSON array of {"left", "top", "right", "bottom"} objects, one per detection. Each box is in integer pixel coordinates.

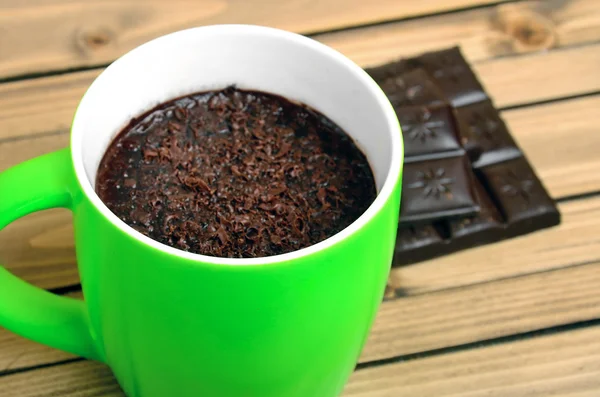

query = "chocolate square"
[
  {"left": 393, "top": 224, "right": 446, "bottom": 265},
  {"left": 400, "top": 154, "right": 479, "bottom": 224},
  {"left": 366, "top": 58, "right": 412, "bottom": 83},
  {"left": 414, "top": 47, "right": 487, "bottom": 107},
  {"left": 455, "top": 100, "right": 522, "bottom": 168},
  {"left": 449, "top": 177, "right": 504, "bottom": 243},
  {"left": 378, "top": 68, "right": 447, "bottom": 108},
  {"left": 397, "top": 104, "right": 462, "bottom": 159},
  {"left": 478, "top": 157, "right": 560, "bottom": 236}
]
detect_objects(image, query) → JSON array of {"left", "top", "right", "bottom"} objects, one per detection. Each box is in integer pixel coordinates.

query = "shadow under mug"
[{"left": 0, "top": 25, "right": 403, "bottom": 397}]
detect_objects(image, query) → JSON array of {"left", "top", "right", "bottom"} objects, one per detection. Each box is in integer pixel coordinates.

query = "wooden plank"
[
  {"left": 3, "top": 250, "right": 600, "bottom": 373},
  {"left": 503, "top": 96, "right": 600, "bottom": 199},
  {"left": 0, "top": 0, "right": 506, "bottom": 79},
  {"left": 363, "top": 260, "right": 600, "bottom": 362},
  {"left": 2, "top": 95, "right": 598, "bottom": 291},
  {"left": 3, "top": 39, "right": 600, "bottom": 144},
  {"left": 389, "top": 194, "right": 600, "bottom": 296},
  {"left": 0, "top": 359, "right": 122, "bottom": 397},
  {"left": 0, "top": 132, "right": 69, "bottom": 172},
  {"left": 346, "top": 326, "right": 600, "bottom": 396},
  {"left": 0, "top": 70, "right": 100, "bottom": 142},
  {"left": 3, "top": 326, "right": 600, "bottom": 396},
  {"left": 318, "top": 0, "right": 600, "bottom": 65}
]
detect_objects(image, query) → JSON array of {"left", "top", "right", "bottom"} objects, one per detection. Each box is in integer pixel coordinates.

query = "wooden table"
[{"left": 1, "top": 0, "right": 600, "bottom": 395}]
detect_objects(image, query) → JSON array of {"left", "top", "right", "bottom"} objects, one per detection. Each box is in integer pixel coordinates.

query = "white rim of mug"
[{"left": 71, "top": 24, "right": 403, "bottom": 266}]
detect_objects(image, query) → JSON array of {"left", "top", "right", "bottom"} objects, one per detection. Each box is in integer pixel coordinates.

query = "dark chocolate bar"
[{"left": 367, "top": 46, "right": 561, "bottom": 266}]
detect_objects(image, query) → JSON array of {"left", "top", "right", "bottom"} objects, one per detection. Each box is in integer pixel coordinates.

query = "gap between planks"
[{"left": 3, "top": 323, "right": 600, "bottom": 396}]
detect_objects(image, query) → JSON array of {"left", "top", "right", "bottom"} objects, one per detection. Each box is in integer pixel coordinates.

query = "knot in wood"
[
  {"left": 491, "top": 5, "right": 556, "bottom": 54},
  {"left": 75, "top": 27, "right": 115, "bottom": 54}
]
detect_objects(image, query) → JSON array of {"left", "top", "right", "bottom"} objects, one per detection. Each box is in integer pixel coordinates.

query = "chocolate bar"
[{"left": 366, "top": 46, "right": 561, "bottom": 266}]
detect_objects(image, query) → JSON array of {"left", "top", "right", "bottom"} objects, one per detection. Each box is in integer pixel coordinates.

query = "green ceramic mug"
[{"left": 0, "top": 25, "right": 403, "bottom": 397}]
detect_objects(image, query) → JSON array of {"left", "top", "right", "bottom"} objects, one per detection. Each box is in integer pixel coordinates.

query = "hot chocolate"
[{"left": 96, "top": 87, "right": 377, "bottom": 258}]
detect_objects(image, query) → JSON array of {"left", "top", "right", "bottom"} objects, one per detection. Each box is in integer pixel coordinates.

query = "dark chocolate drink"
[{"left": 96, "top": 87, "right": 376, "bottom": 258}]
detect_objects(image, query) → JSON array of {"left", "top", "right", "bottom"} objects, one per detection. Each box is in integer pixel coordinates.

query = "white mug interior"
[{"left": 71, "top": 24, "right": 403, "bottom": 265}]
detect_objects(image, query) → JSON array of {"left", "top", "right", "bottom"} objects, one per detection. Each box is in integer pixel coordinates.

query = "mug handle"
[{"left": 0, "top": 148, "right": 102, "bottom": 361}]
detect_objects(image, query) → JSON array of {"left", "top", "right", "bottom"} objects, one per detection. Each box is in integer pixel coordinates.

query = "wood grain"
[
  {"left": 3, "top": 325, "right": 600, "bottom": 396},
  {"left": 0, "top": 0, "right": 507, "bottom": 79},
  {"left": 2, "top": 1, "right": 600, "bottom": 81},
  {"left": 0, "top": 208, "right": 77, "bottom": 290},
  {"left": 346, "top": 326, "right": 600, "bottom": 396},
  {"left": 364, "top": 260, "right": 600, "bottom": 362},
  {"left": 2, "top": 94, "right": 599, "bottom": 291},
  {"left": 318, "top": 0, "right": 600, "bottom": 64},
  {"left": 503, "top": 95, "right": 600, "bottom": 199},
  {"left": 0, "top": 70, "right": 100, "bottom": 142}
]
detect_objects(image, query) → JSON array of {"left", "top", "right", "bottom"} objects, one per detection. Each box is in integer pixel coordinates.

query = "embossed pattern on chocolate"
[
  {"left": 397, "top": 104, "right": 462, "bottom": 158},
  {"left": 96, "top": 87, "right": 377, "bottom": 258},
  {"left": 401, "top": 156, "right": 479, "bottom": 223},
  {"left": 379, "top": 69, "right": 446, "bottom": 108},
  {"left": 479, "top": 157, "right": 560, "bottom": 235}
]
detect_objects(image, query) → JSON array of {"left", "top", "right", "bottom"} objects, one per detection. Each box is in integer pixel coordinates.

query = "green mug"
[{"left": 0, "top": 25, "right": 403, "bottom": 397}]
